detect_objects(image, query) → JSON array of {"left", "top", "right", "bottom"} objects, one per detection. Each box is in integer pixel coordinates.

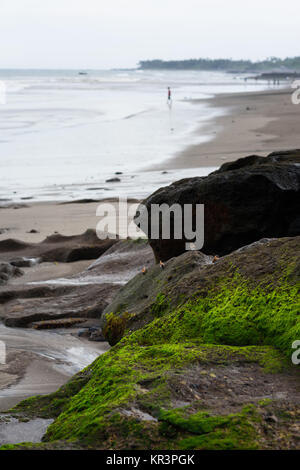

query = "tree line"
[{"left": 138, "top": 57, "right": 300, "bottom": 72}]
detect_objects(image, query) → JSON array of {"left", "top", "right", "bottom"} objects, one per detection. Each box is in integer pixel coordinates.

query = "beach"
[
  {"left": 0, "top": 85, "right": 298, "bottom": 418},
  {"left": 156, "top": 87, "right": 299, "bottom": 169},
  {"left": 1, "top": 0, "right": 299, "bottom": 450},
  {"left": 0, "top": 68, "right": 285, "bottom": 204},
  {"left": 1, "top": 87, "right": 298, "bottom": 244}
]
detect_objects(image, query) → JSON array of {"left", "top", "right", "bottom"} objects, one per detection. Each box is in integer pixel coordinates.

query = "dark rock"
[
  {"left": 78, "top": 327, "right": 105, "bottom": 340},
  {"left": 78, "top": 329, "right": 91, "bottom": 338},
  {"left": 0, "top": 239, "right": 154, "bottom": 328},
  {"left": 264, "top": 413, "right": 279, "bottom": 424},
  {"left": 1, "top": 284, "right": 117, "bottom": 328},
  {"left": 32, "top": 318, "right": 87, "bottom": 329},
  {"left": 10, "top": 257, "right": 40, "bottom": 268},
  {"left": 106, "top": 178, "right": 121, "bottom": 183},
  {"left": 135, "top": 150, "right": 300, "bottom": 261},
  {"left": 0, "top": 229, "right": 117, "bottom": 263},
  {"left": 13, "top": 204, "right": 29, "bottom": 209},
  {"left": 0, "top": 262, "right": 23, "bottom": 286},
  {"left": 89, "top": 329, "right": 105, "bottom": 342},
  {"left": 59, "top": 198, "right": 100, "bottom": 204},
  {"left": 0, "top": 203, "right": 28, "bottom": 210}
]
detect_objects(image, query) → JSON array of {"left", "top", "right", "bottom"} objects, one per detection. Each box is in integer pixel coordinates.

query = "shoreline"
[
  {"left": 150, "top": 87, "right": 299, "bottom": 170},
  {"left": 1, "top": 86, "right": 295, "bottom": 206},
  {"left": 0, "top": 87, "right": 298, "bottom": 246}
]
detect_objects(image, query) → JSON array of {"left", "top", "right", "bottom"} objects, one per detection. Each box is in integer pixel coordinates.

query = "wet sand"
[
  {"left": 154, "top": 87, "right": 300, "bottom": 170},
  {"left": 0, "top": 323, "right": 110, "bottom": 411},
  {"left": 9, "top": 260, "right": 93, "bottom": 285},
  {"left": 0, "top": 199, "right": 141, "bottom": 244}
]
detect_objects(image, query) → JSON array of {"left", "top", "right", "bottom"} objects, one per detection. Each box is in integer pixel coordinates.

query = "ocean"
[{"left": 0, "top": 69, "right": 273, "bottom": 203}]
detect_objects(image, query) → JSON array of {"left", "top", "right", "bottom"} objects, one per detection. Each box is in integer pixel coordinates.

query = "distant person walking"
[
  {"left": 167, "top": 87, "right": 172, "bottom": 105},
  {"left": 167, "top": 86, "right": 174, "bottom": 131}
]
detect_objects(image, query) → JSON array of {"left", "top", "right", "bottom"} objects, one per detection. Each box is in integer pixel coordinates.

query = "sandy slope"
[{"left": 155, "top": 88, "right": 300, "bottom": 169}]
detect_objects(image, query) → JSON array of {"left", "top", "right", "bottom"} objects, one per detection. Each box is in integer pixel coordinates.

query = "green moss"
[
  {"left": 150, "top": 293, "right": 170, "bottom": 318},
  {"left": 13, "top": 341, "right": 286, "bottom": 445},
  {"left": 130, "top": 237, "right": 148, "bottom": 245},
  {"left": 158, "top": 405, "right": 259, "bottom": 450},
  {"left": 102, "top": 312, "right": 131, "bottom": 346},
  {"left": 5, "top": 271, "right": 299, "bottom": 449},
  {"left": 130, "top": 276, "right": 300, "bottom": 359},
  {"left": 257, "top": 398, "right": 272, "bottom": 407}
]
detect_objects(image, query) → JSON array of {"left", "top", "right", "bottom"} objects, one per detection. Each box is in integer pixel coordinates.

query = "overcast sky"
[{"left": 1, "top": 0, "right": 299, "bottom": 69}]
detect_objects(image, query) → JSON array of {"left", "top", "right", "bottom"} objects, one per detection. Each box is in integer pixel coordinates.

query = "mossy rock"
[
  {"left": 3, "top": 236, "right": 299, "bottom": 450},
  {"left": 101, "top": 236, "right": 300, "bottom": 344}
]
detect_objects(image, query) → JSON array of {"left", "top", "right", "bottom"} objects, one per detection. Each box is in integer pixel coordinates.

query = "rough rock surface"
[
  {"left": 0, "top": 229, "right": 116, "bottom": 264},
  {"left": 101, "top": 236, "right": 300, "bottom": 342},
  {"left": 6, "top": 235, "right": 300, "bottom": 451},
  {"left": 0, "top": 239, "right": 154, "bottom": 328},
  {"left": 135, "top": 150, "right": 300, "bottom": 261},
  {"left": 0, "top": 262, "right": 23, "bottom": 286}
]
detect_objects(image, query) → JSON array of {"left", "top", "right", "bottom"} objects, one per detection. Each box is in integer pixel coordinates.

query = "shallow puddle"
[{"left": 0, "top": 415, "right": 53, "bottom": 445}]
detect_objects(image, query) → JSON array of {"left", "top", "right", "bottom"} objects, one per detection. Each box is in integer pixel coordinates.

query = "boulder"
[
  {"left": 101, "top": 236, "right": 300, "bottom": 345},
  {"left": 135, "top": 150, "right": 300, "bottom": 261},
  {"left": 10, "top": 257, "right": 40, "bottom": 268},
  {"left": 77, "top": 327, "right": 105, "bottom": 342},
  {"left": 89, "top": 328, "right": 105, "bottom": 342},
  {"left": 0, "top": 239, "right": 154, "bottom": 328},
  {"left": 106, "top": 177, "right": 121, "bottom": 183},
  {"left": 6, "top": 236, "right": 300, "bottom": 449},
  {"left": 0, "top": 262, "right": 23, "bottom": 286},
  {"left": 0, "top": 229, "right": 117, "bottom": 264},
  {"left": 27, "top": 235, "right": 300, "bottom": 451}
]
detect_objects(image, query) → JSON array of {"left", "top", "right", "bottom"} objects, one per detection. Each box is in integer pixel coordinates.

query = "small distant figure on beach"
[
  {"left": 167, "top": 87, "right": 174, "bottom": 131},
  {"left": 167, "top": 87, "right": 172, "bottom": 108}
]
